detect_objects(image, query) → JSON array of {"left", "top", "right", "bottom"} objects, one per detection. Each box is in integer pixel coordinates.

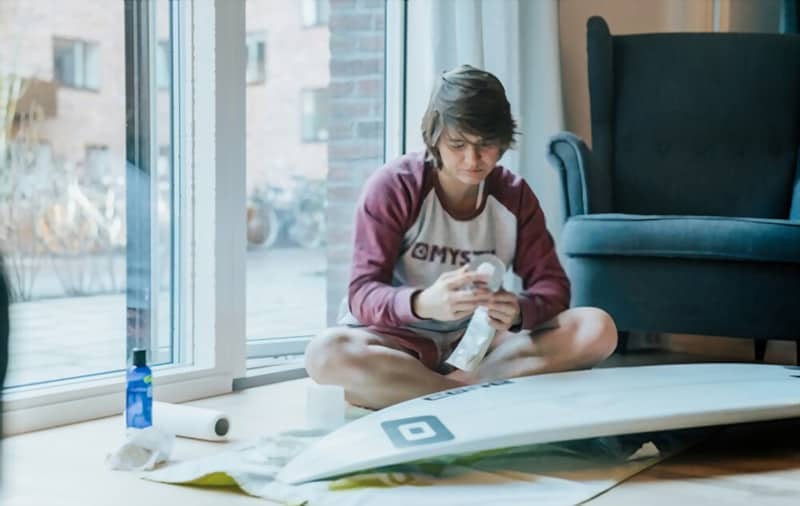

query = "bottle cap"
[{"left": 132, "top": 348, "right": 147, "bottom": 367}]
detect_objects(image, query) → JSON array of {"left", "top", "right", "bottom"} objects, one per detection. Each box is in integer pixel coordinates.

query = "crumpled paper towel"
[{"left": 106, "top": 427, "right": 175, "bottom": 471}]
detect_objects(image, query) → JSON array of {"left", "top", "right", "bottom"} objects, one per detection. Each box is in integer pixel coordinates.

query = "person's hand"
[
  {"left": 412, "top": 265, "right": 492, "bottom": 321},
  {"left": 486, "top": 289, "right": 520, "bottom": 332}
]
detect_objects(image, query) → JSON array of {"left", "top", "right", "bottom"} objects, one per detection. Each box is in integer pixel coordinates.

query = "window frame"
[{"left": 2, "top": 0, "right": 246, "bottom": 435}]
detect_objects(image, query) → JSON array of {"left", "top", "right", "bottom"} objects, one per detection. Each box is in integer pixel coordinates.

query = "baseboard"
[
  {"left": 625, "top": 331, "right": 668, "bottom": 351},
  {"left": 665, "top": 334, "right": 796, "bottom": 364}
]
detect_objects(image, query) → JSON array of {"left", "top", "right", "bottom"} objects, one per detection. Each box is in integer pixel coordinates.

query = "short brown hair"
[{"left": 421, "top": 65, "right": 518, "bottom": 168}]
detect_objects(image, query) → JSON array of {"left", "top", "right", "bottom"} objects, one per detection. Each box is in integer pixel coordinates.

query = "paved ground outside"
[{"left": 5, "top": 247, "right": 327, "bottom": 388}]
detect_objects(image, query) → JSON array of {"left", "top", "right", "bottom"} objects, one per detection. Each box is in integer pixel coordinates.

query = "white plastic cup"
[{"left": 306, "top": 382, "right": 346, "bottom": 431}]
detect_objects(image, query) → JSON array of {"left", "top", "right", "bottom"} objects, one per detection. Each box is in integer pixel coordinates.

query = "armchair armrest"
[{"left": 547, "top": 132, "right": 612, "bottom": 219}]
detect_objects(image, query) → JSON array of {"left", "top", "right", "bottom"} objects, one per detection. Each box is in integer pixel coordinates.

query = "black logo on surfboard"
[
  {"left": 382, "top": 415, "right": 455, "bottom": 448},
  {"left": 423, "top": 379, "right": 513, "bottom": 401}
]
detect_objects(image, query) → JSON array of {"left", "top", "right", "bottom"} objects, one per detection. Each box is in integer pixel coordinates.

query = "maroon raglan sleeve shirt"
[{"left": 344, "top": 152, "right": 570, "bottom": 339}]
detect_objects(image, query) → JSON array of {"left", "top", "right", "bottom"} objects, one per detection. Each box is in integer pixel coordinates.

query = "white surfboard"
[{"left": 278, "top": 363, "right": 800, "bottom": 484}]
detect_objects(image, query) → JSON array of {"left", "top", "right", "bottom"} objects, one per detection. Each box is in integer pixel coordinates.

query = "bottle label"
[{"left": 126, "top": 378, "right": 153, "bottom": 429}]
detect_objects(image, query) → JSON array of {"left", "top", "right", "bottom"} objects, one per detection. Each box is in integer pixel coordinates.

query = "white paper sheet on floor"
[{"left": 143, "top": 426, "right": 707, "bottom": 506}]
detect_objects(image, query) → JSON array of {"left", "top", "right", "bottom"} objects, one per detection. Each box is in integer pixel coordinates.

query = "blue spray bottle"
[{"left": 126, "top": 348, "right": 153, "bottom": 430}]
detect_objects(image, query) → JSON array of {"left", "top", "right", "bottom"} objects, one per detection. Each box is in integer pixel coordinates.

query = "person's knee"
[
  {"left": 576, "top": 307, "right": 617, "bottom": 363},
  {"left": 304, "top": 328, "right": 366, "bottom": 384}
]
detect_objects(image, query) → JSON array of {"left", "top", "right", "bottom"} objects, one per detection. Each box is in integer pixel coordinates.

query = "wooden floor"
[
  {"left": 590, "top": 340, "right": 800, "bottom": 504},
  {"left": 590, "top": 417, "right": 800, "bottom": 505},
  {"left": 3, "top": 344, "right": 800, "bottom": 505}
]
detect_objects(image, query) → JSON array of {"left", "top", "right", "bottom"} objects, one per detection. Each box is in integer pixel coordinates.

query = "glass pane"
[
  {"left": 314, "top": 88, "right": 328, "bottom": 141},
  {"left": 151, "top": 0, "right": 174, "bottom": 365},
  {"left": 53, "top": 39, "right": 76, "bottom": 87},
  {"left": 301, "top": 89, "right": 315, "bottom": 141},
  {"left": 301, "top": 0, "right": 315, "bottom": 27},
  {"left": 246, "top": 33, "right": 266, "bottom": 84},
  {"left": 156, "top": 41, "right": 170, "bottom": 91},
  {"left": 317, "top": 0, "right": 330, "bottom": 26},
  {"left": 0, "top": 0, "right": 175, "bottom": 388},
  {"left": 84, "top": 42, "right": 100, "bottom": 90},
  {"left": 245, "top": 0, "right": 385, "bottom": 352},
  {"left": 302, "top": 0, "right": 330, "bottom": 27},
  {"left": 126, "top": 0, "right": 174, "bottom": 366}
]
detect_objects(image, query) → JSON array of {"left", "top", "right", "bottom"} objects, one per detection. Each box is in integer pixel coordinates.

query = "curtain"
[{"left": 405, "top": 0, "right": 566, "bottom": 238}]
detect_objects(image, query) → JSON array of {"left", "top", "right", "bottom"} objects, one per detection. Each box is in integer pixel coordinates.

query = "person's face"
[{"left": 436, "top": 129, "right": 502, "bottom": 186}]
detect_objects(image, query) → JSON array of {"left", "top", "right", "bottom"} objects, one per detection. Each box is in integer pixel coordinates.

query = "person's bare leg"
[
  {"left": 459, "top": 307, "right": 617, "bottom": 383},
  {"left": 305, "top": 327, "right": 467, "bottom": 409}
]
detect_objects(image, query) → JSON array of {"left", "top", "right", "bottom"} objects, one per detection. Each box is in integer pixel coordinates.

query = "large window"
[
  {"left": 53, "top": 38, "right": 100, "bottom": 91},
  {"left": 1, "top": 0, "right": 239, "bottom": 434},
  {"left": 245, "top": 0, "right": 386, "bottom": 360},
  {"left": 1, "top": 0, "right": 395, "bottom": 432}
]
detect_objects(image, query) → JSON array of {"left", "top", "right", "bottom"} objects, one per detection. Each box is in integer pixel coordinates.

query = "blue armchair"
[{"left": 547, "top": 17, "right": 800, "bottom": 362}]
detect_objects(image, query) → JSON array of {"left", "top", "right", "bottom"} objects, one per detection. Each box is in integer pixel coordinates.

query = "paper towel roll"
[{"left": 153, "top": 401, "right": 230, "bottom": 441}]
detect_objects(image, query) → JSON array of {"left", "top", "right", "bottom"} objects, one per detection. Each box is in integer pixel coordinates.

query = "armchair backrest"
[{"left": 588, "top": 16, "right": 800, "bottom": 218}]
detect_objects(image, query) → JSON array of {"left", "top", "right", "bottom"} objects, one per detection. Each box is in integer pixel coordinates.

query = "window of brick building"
[
  {"left": 246, "top": 32, "right": 267, "bottom": 84},
  {"left": 53, "top": 38, "right": 100, "bottom": 91},
  {"left": 301, "top": 88, "right": 329, "bottom": 143},
  {"left": 302, "top": 0, "right": 330, "bottom": 27},
  {"left": 85, "top": 145, "right": 110, "bottom": 181}
]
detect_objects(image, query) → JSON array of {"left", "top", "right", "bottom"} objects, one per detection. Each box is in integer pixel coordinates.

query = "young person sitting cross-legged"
[{"left": 305, "top": 65, "right": 617, "bottom": 410}]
